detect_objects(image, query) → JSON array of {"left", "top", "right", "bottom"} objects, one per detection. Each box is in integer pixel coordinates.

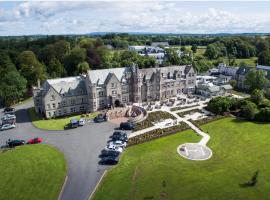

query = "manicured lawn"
[
  {"left": 28, "top": 107, "right": 99, "bottom": 130},
  {"left": 0, "top": 144, "right": 67, "bottom": 200},
  {"left": 94, "top": 118, "right": 270, "bottom": 200}
]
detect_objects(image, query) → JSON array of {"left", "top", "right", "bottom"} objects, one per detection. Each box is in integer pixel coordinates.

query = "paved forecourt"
[{"left": 0, "top": 100, "right": 118, "bottom": 200}]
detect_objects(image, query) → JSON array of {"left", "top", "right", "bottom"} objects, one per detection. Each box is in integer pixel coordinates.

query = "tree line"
[{"left": 1, "top": 34, "right": 270, "bottom": 105}]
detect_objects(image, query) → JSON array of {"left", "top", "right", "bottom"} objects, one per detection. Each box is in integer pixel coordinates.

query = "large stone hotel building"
[{"left": 33, "top": 65, "right": 196, "bottom": 118}]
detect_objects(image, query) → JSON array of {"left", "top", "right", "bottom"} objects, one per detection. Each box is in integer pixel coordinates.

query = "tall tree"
[
  {"left": 17, "top": 50, "right": 46, "bottom": 87},
  {"left": 0, "top": 70, "right": 27, "bottom": 106},
  {"left": 245, "top": 69, "right": 268, "bottom": 92}
]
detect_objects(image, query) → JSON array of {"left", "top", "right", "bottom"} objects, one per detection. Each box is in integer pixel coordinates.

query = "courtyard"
[{"left": 93, "top": 118, "right": 270, "bottom": 200}]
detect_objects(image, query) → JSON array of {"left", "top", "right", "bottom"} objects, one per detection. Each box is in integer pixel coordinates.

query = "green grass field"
[
  {"left": 94, "top": 118, "right": 270, "bottom": 200},
  {"left": 0, "top": 144, "right": 67, "bottom": 200},
  {"left": 28, "top": 107, "right": 99, "bottom": 130}
]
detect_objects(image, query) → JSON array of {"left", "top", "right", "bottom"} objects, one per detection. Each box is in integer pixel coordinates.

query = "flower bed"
[
  {"left": 190, "top": 115, "right": 224, "bottom": 127},
  {"left": 133, "top": 111, "right": 176, "bottom": 131},
  {"left": 128, "top": 122, "right": 190, "bottom": 146},
  {"left": 177, "top": 109, "right": 202, "bottom": 117},
  {"left": 170, "top": 104, "right": 200, "bottom": 112}
]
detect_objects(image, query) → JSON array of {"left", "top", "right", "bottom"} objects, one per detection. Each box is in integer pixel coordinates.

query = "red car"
[{"left": 27, "top": 137, "right": 43, "bottom": 144}]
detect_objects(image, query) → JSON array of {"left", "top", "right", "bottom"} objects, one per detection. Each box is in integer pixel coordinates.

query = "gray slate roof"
[
  {"left": 87, "top": 67, "right": 131, "bottom": 85},
  {"left": 45, "top": 76, "right": 87, "bottom": 96}
]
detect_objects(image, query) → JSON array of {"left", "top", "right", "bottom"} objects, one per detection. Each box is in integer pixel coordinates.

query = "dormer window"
[{"left": 51, "top": 95, "right": 55, "bottom": 101}]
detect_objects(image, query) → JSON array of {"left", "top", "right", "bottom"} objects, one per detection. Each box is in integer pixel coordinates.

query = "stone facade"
[{"left": 34, "top": 65, "right": 196, "bottom": 118}]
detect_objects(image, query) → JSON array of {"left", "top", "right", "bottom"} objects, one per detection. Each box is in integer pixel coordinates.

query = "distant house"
[
  {"left": 128, "top": 46, "right": 146, "bottom": 52},
  {"left": 218, "top": 63, "right": 239, "bottom": 78},
  {"left": 235, "top": 66, "right": 251, "bottom": 91},
  {"left": 256, "top": 64, "right": 270, "bottom": 81},
  {"left": 151, "top": 42, "right": 169, "bottom": 47},
  {"left": 196, "top": 75, "right": 217, "bottom": 85},
  {"left": 196, "top": 83, "right": 232, "bottom": 97}
]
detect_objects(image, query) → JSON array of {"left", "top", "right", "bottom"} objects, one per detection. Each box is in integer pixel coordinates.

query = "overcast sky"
[{"left": 0, "top": 1, "right": 270, "bottom": 36}]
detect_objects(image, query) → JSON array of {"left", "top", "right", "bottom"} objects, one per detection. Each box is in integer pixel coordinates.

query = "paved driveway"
[{"left": 0, "top": 101, "right": 118, "bottom": 200}]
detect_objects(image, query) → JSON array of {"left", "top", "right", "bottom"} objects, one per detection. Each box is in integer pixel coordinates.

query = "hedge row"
[
  {"left": 177, "top": 109, "right": 202, "bottom": 117},
  {"left": 170, "top": 104, "right": 199, "bottom": 112},
  {"left": 128, "top": 122, "right": 190, "bottom": 146},
  {"left": 134, "top": 111, "right": 176, "bottom": 131}
]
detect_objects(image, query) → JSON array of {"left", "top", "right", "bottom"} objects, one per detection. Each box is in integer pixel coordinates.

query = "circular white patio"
[{"left": 177, "top": 143, "right": 212, "bottom": 161}]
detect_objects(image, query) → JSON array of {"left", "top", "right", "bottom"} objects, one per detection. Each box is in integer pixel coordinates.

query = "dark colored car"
[
  {"left": 120, "top": 122, "right": 135, "bottom": 130},
  {"left": 100, "top": 150, "right": 120, "bottom": 158},
  {"left": 70, "top": 119, "right": 79, "bottom": 128},
  {"left": 4, "top": 107, "right": 15, "bottom": 114},
  {"left": 111, "top": 134, "right": 128, "bottom": 142},
  {"left": 6, "top": 139, "right": 25, "bottom": 148},
  {"left": 99, "top": 156, "right": 119, "bottom": 165},
  {"left": 94, "top": 114, "right": 106, "bottom": 123},
  {"left": 112, "top": 131, "right": 127, "bottom": 137}
]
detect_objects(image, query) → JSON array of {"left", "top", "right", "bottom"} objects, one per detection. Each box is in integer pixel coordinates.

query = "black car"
[
  {"left": 6, "top": 139, "right": 25, "bottom": 148},
  {"left": 111, "top": 135, "right": 128, "bottom": 142},
  {"left": 94, "top": 114, "right": 106, "bottom": 123},
  {"left": 120, "top": 122, "right": 135, "bottom": 130},
  {"left": 99, "top": 156, "right": 119, "bottom": 165},
  {"left": 112, "top": 131, "right": 127, "bottom": 137},
  {"left": 100, "top": 150, "right": 120, "bottom": 158},
  {"left": 4, "top": 107, "right": 15, "bottom": 114}
]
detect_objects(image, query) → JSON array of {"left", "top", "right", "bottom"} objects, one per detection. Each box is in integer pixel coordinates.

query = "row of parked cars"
[
  {"left": 0, "top": 107, "right": 16, "bottom": 131},
  {"left": 99, "top": 131, "right": 128, "bottom": 165},
  {"left": 5, "top": 137, "right": 43, "bottom": 148}
]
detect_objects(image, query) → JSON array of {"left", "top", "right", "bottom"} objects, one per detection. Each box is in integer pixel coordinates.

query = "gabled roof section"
[
  {"left": 43, "top": 76, "right": 87, "bottom": 97},
  {"left": 87, "top": 67, "right": 131, "bottom": 85}
]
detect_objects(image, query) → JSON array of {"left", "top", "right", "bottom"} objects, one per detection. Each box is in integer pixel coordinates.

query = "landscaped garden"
[
  {"left": 28, "top": 107, "right": 99, "bottom": 130},
  {"left": 0, "top": 144, "right": 67, "bottom": 200},
  {"left": 94, "top": 117, "right": 270, "bottom": 200},
  {"left": 133, "top": 111, "right": 176, "bottom": 131}
]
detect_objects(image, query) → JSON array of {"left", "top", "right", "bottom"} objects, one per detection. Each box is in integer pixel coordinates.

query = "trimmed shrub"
[{"left": 128, "top": 123, "right": 190, "bottom": 146}]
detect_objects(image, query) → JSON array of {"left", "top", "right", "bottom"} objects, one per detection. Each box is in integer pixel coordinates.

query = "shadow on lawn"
[{"left": 232, "top": 118, "right": 270, "bottom": 125}]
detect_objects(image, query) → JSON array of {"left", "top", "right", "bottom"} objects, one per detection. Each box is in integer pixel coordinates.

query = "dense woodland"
[{"left": 1, "top": 34, "right": 270, "bottom": 105}]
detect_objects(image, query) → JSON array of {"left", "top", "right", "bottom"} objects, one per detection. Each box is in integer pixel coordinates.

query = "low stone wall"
[
  {"left": 106, "top": 107, "right": 129, "bottom": 120},
  {"left": 128, "top": 106, "right": 148, "bottom": 124}
]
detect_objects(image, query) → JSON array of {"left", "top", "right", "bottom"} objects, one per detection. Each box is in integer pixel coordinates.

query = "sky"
[{"left": 0, "top": 1, "right": 270, "bottom": 36}]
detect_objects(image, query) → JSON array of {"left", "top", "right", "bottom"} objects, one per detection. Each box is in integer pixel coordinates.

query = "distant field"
[
  {"left": 94, "top": 118, "right": 270, "bottom": 200},
  {"left": 0, "top": 145, "right": 67, "bottom": 200}
]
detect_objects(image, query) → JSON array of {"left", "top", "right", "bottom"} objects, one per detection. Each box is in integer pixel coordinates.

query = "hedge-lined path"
[{"left": 129, "top": 104, "right": 213, "bottom": 160}]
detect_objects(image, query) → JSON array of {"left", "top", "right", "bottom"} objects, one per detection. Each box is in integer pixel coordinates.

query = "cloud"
[{"left": 0, "top": 1, "right": 270, "bottom": 35}]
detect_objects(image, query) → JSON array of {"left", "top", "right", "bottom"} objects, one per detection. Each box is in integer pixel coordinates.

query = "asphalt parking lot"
[{"left": 0, "top": 101, "right": 119, "bottom": 200}]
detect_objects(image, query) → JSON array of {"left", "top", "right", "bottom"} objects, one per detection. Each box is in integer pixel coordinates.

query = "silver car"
[
  {"left": 0, "top": 124, "right": 16, "bottom": 131},
  {"left": 1, "top": 114, "right": 16, "bottom": 121}
]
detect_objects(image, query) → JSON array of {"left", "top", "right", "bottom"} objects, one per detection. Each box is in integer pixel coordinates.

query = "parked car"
[
  {"left": 6, "top": 139, "right": 25, "bottom": 148},
  {"left": 120, "top": 122, "right": 135, "bottom": 130},
  {"left": 108, "top": 140, "right": 127, "bottom": 148},
  {"left": 1, "top": 114, "right": 16, "bottom": 121},
  {"left": 112, "top": 131, "right": 127, "bottom": 137},
  {"left": 105, "top": 144, "right": 123, "bottom": 153},
  {"left": 0, "top": 123, "right": 16, "bottom": 131},
  {"left": 70, "top": 119, "right": 79, "bottom": 128},
  {"left": 100, "top": 150, "right": 120, "bottom": 158},
  {"left": 2, "top": 118, "right": 16, "bottom": 125},
  {"left": 27, "top": 137, "right": 43, "bottom": 144},
  {"left": 99, "top": 156, "right": 119, "bottom": 165},
  {"left": 79, "top": 118, "right": 85, "bottom": 126},
  {"left": 94, "top": 114, "right": 106, "bottom": 123},
  {"left": 3, "top": 107, "right": 15, "bottom": 114},
  {"left": 111, "top": 135, "right": 128, "bottom": 142}
]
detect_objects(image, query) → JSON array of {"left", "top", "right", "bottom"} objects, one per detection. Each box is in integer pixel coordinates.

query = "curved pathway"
[
  {"left": 164, "top": 107, "right": 212, "bottom": 160},
  {"left": 0, "top": 100, "right": 117, "bottom": 200}
]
